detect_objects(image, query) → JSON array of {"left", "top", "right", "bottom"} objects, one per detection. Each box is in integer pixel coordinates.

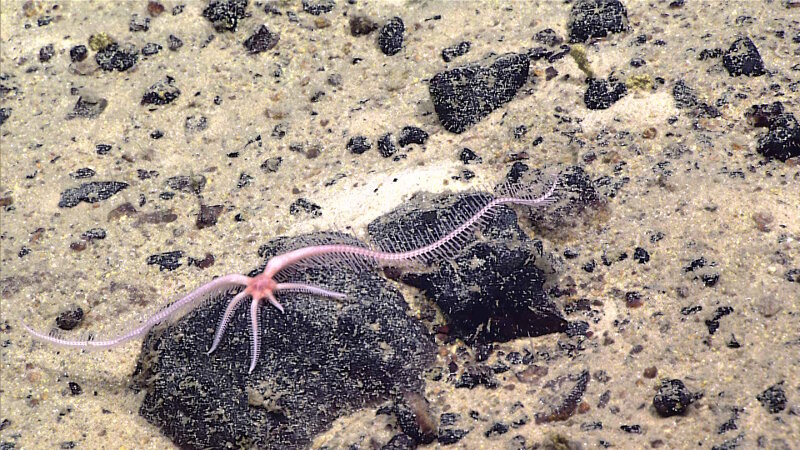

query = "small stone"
[
  {"left": 261, "top": 156, "right": 282, "bottom": 172},
  {"left": 653, "top": 379, "right": 694, "bottom": 417},
  {"left": 723, "top": 37, "right": 766, "bottom": 77},
  {"left": 757, "top": 113, "right": 800, "bottom": 162},
  {"left": 81, "top": 228, "right": 107, "bottom": 241},
  {"left": 0, "top": 108, "right": 11, "bottom": 126},
  {"left": 289, "top": 198, "right": 321, "bottom": 217},
  {"left": 141, "top": 43, "right": 162, "bottom": 56},
  {"left": 141, "top": 76, "right": 181, "bottom": 105},
  {"left": 58, "top": 181, "right": 128, "bottom": 208},
  {"left": 95, "top": 43, "right": 138, "bottom": 72},
  {"left": 168, "top": 34, "right": 183, "bottom": 51},
  {"left": 39, "top": 44, "right": 55, "bottom": 62},
  {"left": 302, "top": 0, "right": 334, "bottom": 15},
  {"left": 568, "top": 0, "right": 628, "bottom": 43},
  {"left": 459, "top": 148, "right": 481, "bottom": 164},
  {"left": 757, "top": 382, "right": 787, "bottom": 414},
  {"left": 67, "top": 94, "right": 108, "bottom": 119},
  {"left": 534, "top": 28, "right": 563, "bottom": 46},
  {"left": 378, "top": 133, "right": 397, "bottom": 157},
  {"left": 442, "top": 41, "right": 471, "bottom": 62},
  {"left": 633, "top": 247, "right": 650, "bottom": 263},
  {"left": 68, "top": 381, "right": 83, "bottom": 395},
  {"left": 56, "top": 307, "right": 84, "bottom": 330},
  {"left": 147, "top": 1, "right": 165, "bottom": 16},
  {"left": 243, "top": 25, "right": 279, "bottom": 54},
  {"left": 397, "top": 126, "right": 428, "bottom": 147},
  {"left": 643, "top": 367, "right": 658, "bottom": 378},
  {"left": 129, "top": 14, "right": 150, "bottom": 32},
  {"left": 202, "top": 0, "right": 248, "bottom": 32},
  {"left": 197, "top": 204, "right": 223, "bottom": 229},
  {"left": 347, "top": 136, "right": 371, "bottom": 154},
  {"left": 584, "top": 76, "right": 627, "bottom": 110},
  {"left": 146, "top": 251, "right": 184, "bottom": 271},
  {"left": 378, "top": 17, "right": 404, "bottom": 56}
]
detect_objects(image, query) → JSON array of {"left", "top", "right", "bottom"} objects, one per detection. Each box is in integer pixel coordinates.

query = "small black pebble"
[
  {"left": 56, "top": 307, "right": 84, "bottom": 331},
  {"left": 633, "top": 247, "right": 650, "bottom": 263},
  {"left": 653, "top": 379, "right": 694, "bottom": 417},
  {"left": 397, "top": 126, "right": 428, "bottom": 147},
  {"left": 756, "top": 382, "right": 787, "bottom": 414},
  {"left": 347, "top": 136, "right": 371, "bottom": 154},
  {"left": 69, "top": 45, "right": 88, "bottom": 62},
  {"left": 68, "top": 381, "right": 83, "bottom": 395}
]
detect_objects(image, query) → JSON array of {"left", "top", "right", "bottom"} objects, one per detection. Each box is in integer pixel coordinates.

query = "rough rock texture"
[
  {"left": 133, "top": 233, "right": 436, "bottom": 449},
  {"left": 368, "top": 189, "right": 568, "bottom": 344},
  {"left": 429, "top": 53, "right": 529, "bottom": 134},
  {"left": 567, "top": 0, "right": 629, "bottom": 43}
]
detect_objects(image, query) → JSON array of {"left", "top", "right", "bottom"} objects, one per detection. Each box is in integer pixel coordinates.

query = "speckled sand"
[{"left": 1, "top": 1, "right": 798, "bottom": 449}]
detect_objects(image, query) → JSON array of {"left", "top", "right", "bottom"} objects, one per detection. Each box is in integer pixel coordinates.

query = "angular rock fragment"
[
  {"left": 429, "top": 53, "right": 529, "bottom": 133},
  {"left": 58, "top": 181, "right": 128, "bottom": 208}
]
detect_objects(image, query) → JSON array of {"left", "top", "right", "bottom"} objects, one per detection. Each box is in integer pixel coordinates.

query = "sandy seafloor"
[{"left": 1, "top": 0, "right": 799, "bottom": 449}]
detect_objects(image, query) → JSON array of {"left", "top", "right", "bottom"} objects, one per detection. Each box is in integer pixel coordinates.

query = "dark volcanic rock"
[
  {"left": 67, "top": 94, "right": 108, "bottom": 119},
  {"left": 347, "top": 135, "right": 372, "bottom": 154},
  {"left": 757, "top": 113, "right": 800, "bottom": 161},
  {"left": 429, "top": 53, "right": 529, "bottom": 134},
  {"left": 243, "top": 25, "right": 279, "bottom": 54},
  {"left": 302, "top": 0, "right": 334, "bottom": 15},
  {"left": 141, "top": 76, "right": 181, "bottom": 106},
  {"left": 368, "top": 189, "right": 567, "bottom": 344},
  {"left": 397, "top": 126, "right": 429, "bottom": 147},
  {"left": 653, "top": 379, "right": 695, "bottom": 417},
  {"left": 95, "top": 43, "right": 138, "bottom": 72},
  {"left": 203, "top": 0, "right": 248, "bottom": 32},
  {"left": 146, "top": 250, "right": 185, "bottom": 271},
  {"left": 378, "top": 16, "right": 405, "bottom": 56},
  {"left": 133, "top": 232, "right": 436, "bottom": 450},
  {"left": 442, "top": 41, "right": 471, "bottom": 62},
  {"left": 0, "top": 108, "right": 10, "bottom": 126},
  {"left": 672, "top": 80, "right": 721, "bottom": 118},
  {"left": 58, "top": 181, "right": 128, "bottom": 207},
  {"left": 756, "top": 382, "right": 787, "bottom": 414},
  {"left": 584, "top": 76, "right": 627, "bottom": 110},
  {"left": 568, "top": 0, "right": 629, "bottom": 43},
  {"left": 723, "top": 36, "right": 766, "bottom": 77}
]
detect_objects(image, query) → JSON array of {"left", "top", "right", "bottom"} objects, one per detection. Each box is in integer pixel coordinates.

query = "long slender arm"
[{"left": 23, "top": 274, "right": 250, "bottom": 349}]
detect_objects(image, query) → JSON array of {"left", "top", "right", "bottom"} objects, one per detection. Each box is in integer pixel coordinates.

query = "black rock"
[
  {"left": 289, "top": 198, "right": 321, "bottom": 217},
  {"left": 369, "top": 189, "right": 567, "bottom": 344},
  {"left": 723, "top": 37, "right": 766, "bottom": 77},
  {"left": 67, "top": 94, "right": 108, "bottom": 119},
  {"left": 533, "top": 28, "right": 563, "bottom": 47},
  {"left": 302, "top": 0, "right": 334, "bottom": 15},
  {"left": 0, "top": 108, "right": 11, "bottom": 126},
  {"left": 756, "top": 382, "right": 787, "bottom": 414},
  {"left": 58, "top": 181, "right": 128, "bottom": 208},
  {"left": 70, "top": 168, "right": 96, "bottom": 179},
  {"left": 429, "top": 53, "right": 529, "bottom": 133},
  {"left": 133, "top": 232, "right": 435, "bottom": 449},
  {"left": 68, "top": 381, "right": 83, "bottom": 396},
  {"left": 705, "top": 306, "right": 733, "bottom": 334},
  {"left": 382, "top": 434, "right": 414, "bottom": 450},
  {"left": 584, "top": 76, "right": 627, "bottom": 110},
  {"left": 567, "top": 0, "right": 629, "bottom": 43},
  {"left": 81, "top": 228, "right": 107, "bottom": 240},
  {"left": 442, "top": 41, "right": 471, "bottom": 62},
  {"left": 202, "top": 0, "right": 248, "bottom": 32},
  {"left": 141, "top": 76, "right": 181, "bottom": 106},
  {"left": 347, "top": 135, "right": 372, "bottom": 154},
  {"left": 168, "top": 34, "right": 183, "bottom": 51},
  {"left": 633, "top": 247, "right": 649, "bottom": 263},
  {"left": 653, "top": 379, "right": 694, "bottom": 417},
  {"left": 95, "top": 43, "right": 138, "bottom": 72},
  {"left": 378, "top": 17, "right": 405, "bottom": 56},
  {"left": 438, "top": 429, "right": 469, "bottom": 445},
  {"left": 757, "top": 113, "right": 800, "bottom": 161},
  {"left": 378, "top": 133, "right": 397, "bottom": 157},
  {"left": 141, "top": 43, "right": 162, "bottom": 56},
  {"left": 129, "top": 14, "right": 150, "bottom": 32},
  {"left": 397, "top": 126, "right": 428, "bottom": 147},
  {"left": 672, "top": 80, "right": 721, "bottom": 118},
  {"left": 485, "top": 422, "right": 509, "bottom": 437},
  {"left": 56, "top": 307, "right": 84, "bottom": 330},
  {"left": 39, "top": 44, "right": 55, "bottom": 62},
  {"left": 459, "top": 148, "right": 481, "bottom": 164},
  {"left": 166, "top": 174, "right": 206, "bottom": 194},
  {"left": 243, "top": 25, "right": 279, "bottom": 54},
  {"left": 746, "top": 102, "right": 784, "bottom": 128},
  {"left": 146, "top": 250, "right": 184, "bottom": 271}
]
